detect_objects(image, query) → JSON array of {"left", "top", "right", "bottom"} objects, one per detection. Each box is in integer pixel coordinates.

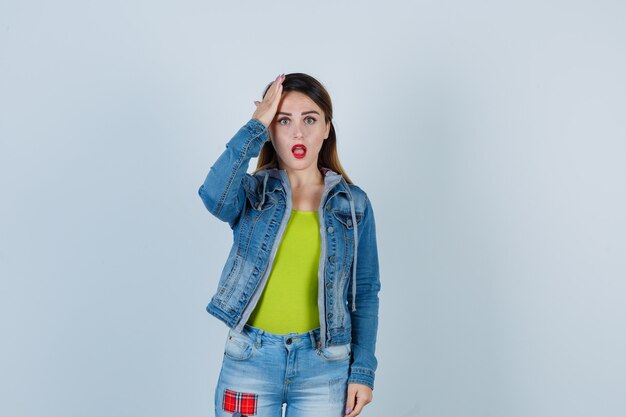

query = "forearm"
[
  {"left": 198, "top": 118, "right": 267, "bottom": 225},
  {"left": 348, "top": 285, "right": 380, "bottom": 389},
  {"left": 347, "top": 196, "right": 381, "bottom": 390}
]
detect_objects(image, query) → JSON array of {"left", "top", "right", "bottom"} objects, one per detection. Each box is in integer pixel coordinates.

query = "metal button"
[
  {"left": 327, "top": 226, "right": 334, "bottom": 233},
  {"left": 326, "top": 282, "right": 333, "bottom": 288},
  {"left": 286, "top": 338, "right": 292, "bottom": 345},
  {"left": 328, "top": 255, "right": 335, "bottom": 262},
  {"left": 347, "top": 219, "right": 352, "bottom": 226},
  {"left": 327, "top": 312, "right": 333, "bottom": 319}
]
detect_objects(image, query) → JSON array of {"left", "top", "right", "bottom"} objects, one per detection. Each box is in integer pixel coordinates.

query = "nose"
[{"left": 293, "top": 120, "right": 304, "bottom": 139}]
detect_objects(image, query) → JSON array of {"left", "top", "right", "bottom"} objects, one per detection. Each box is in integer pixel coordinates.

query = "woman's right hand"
[{"left": 252, "top": 73, "right": 285, "bottom": 128}]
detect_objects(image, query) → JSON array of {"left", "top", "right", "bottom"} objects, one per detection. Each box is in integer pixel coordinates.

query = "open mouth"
[{"left": 291, "top": 144, "right": 307, "bottom": 159}]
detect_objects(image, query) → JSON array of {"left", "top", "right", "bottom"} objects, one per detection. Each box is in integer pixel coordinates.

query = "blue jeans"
[{"left": 215, "top": 324, "right": 351, "bottom": 417}]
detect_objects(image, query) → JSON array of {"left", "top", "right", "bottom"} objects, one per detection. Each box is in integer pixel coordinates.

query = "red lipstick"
[{"left": 291, "top": 144, "right": 307, "bottom": 159}]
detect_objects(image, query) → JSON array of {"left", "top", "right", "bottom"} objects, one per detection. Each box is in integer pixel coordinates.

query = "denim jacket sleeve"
[
  {"left": 197, "top": 118, "right": 268, "bottom": 227},
  {"left": 347, "top": 195, "right": 381, "bottom": 390}
]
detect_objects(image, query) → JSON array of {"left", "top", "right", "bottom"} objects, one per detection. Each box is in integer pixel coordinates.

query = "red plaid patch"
[{"left": 222, "top": 388, "right": 258, "bottom": 416}]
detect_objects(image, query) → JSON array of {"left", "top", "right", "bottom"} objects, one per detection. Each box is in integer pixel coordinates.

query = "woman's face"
[{"left": 268, "top": 91, "right": 331, "bottom": 173}]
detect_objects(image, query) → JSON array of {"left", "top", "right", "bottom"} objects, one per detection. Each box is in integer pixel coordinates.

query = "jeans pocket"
[
  {"left": 317, "top": 343, "right": 351, "bottom": 362},
  {"left": 224, "top": 329, "right": 255, "bottom": 361}
]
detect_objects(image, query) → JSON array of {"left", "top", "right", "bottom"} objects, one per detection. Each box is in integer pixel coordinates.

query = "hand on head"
[{"left": 252, "top": 73, "right": 285, "bottom": 128}]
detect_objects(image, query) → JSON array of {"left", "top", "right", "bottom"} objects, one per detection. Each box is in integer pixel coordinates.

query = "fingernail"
[{"left": 345, "top": 407, "right": 353, "bottom": 414}]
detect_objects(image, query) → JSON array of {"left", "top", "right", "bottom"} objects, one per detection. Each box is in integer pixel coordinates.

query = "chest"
[{"left": 291, "top": 185, "right": 324, "bottom": 211}]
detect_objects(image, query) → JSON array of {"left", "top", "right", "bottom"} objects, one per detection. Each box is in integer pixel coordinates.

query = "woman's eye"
[
  {"left": 278, "top": 119, "right": 289, "bottom": 125},
  {"left": 305, "top": 117, "right": 316, "bottom": 124}
]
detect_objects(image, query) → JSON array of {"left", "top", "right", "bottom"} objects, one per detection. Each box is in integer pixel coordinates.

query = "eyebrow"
[{"left": 276, "top": 111, "right": 321, "bottom": 116}]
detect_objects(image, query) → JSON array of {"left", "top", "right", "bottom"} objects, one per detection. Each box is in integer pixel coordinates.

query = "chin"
[{"left": 279, "top": 158, "right": 317, "bottom": 171}]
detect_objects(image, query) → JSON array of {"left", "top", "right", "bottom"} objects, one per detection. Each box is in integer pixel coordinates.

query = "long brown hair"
[{"left": 253, "top": 73, "right": 353, "bottom": 184}]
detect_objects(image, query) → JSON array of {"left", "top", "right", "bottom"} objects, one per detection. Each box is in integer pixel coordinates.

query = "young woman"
[{"left": 198, "top": 73, "right": 381, "bottom": 417}]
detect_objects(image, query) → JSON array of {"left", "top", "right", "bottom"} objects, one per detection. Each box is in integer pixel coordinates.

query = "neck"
[{"left": 281, "top": 165, "right": 324, "bottom": 188}]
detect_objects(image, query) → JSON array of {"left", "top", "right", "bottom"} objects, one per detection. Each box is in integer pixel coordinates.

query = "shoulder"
[
  {"left": 347, "top": 183, "right": 366, "bottom": 197},
  {"left": 242, "top": 172, "right": 260, "bottom": 188},
  {"left": 243, "top": 169, "right": 282, "bottom": 197},
  {"left": 346, "top": 182, "right": 373, "bottom": 211},
  {"left": 240, "top": 171, "right": 265, "bottom": 198}
]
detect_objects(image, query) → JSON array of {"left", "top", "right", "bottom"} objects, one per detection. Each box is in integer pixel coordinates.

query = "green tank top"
[{"left": 246, "top": 209, "right": 321, "bottom": 334}]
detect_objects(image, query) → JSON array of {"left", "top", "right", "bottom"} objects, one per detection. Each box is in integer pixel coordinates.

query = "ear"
[{"left": 324, "top": 120, "right": 331, "bottom": 139}]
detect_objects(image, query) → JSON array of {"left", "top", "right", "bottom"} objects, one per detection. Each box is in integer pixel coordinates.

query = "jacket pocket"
[
  {"left": 331, "top": 210, "right": 363, "bottom": 231},
  {"left": 215, "top": 253, "right": 244, "bottom": 308}
]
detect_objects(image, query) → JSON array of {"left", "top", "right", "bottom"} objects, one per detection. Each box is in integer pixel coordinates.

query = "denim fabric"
[
  {"left": 215, "top": 324, "right": 350, "bottom": 417},
  {"left": 198, "top": 118, "right": 381, "bottom": 389}
]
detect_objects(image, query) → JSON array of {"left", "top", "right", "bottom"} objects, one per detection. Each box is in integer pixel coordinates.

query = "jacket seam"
[{"left": 214, "top": 124, "right": 266, "bottom": 217}]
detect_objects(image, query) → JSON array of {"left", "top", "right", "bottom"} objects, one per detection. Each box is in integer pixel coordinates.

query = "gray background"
[{"left": 1, "top": 1, "right": 625, "bottom": 416}]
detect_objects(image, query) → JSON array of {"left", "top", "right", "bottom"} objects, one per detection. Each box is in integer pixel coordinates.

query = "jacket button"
[
  {"left": 286, "top": 338, "right": 292, "bottom": 344},
  {"left": 327, "top": 312, "right": 333, "bottom": 319},
  {"left": 328, "top": 255, "right": 335, "bottom": 262},
  {"left": 327, "top": 226, "right": 334, "bottom": 233},
  {"left": 347, "top": 219, "right": 352, "bottom": 226},
  {"left": 326, "top": 282, "right": 333, "bottom": 288}
]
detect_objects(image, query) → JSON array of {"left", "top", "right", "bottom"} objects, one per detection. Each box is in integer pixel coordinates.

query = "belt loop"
[
  {"left": 255, "top": 329, "right": 263, "bottom": 348},
  {"left": 311, "top": 329, "right": 322, "bottom": 350}
]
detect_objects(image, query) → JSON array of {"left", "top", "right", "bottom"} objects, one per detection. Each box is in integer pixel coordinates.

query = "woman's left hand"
[{"left": 344, "top": 383, "right": 373, "bottom": 416}]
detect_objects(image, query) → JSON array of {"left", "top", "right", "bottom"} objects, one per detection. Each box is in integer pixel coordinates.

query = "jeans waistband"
[{"left": 241, "top": 324, "right": 322, "bottom": 349}]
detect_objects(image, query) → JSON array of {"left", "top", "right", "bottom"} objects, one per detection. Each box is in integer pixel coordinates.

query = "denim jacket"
[{"left": 198, "top": 118, "right": 381, "bottom": 389}]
